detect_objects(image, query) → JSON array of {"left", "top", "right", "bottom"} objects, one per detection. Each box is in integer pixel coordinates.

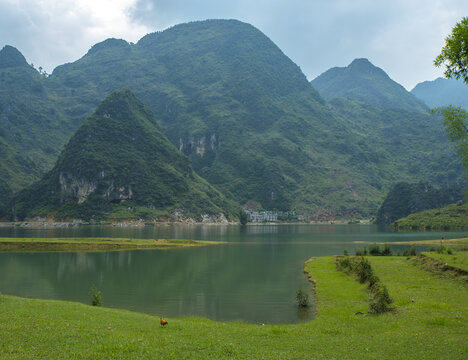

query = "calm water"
[{"left": 0, "top": 224, "right": 465, "bottom": 324}]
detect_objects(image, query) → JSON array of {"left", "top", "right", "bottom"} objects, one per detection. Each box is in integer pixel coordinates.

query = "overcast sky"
[{"left": 1, "top": 0, "right": 466, "bottom": 90}]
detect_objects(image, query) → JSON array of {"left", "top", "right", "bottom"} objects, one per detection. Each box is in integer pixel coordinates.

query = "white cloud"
[
  {"left": 0, "top": 0, "right": 149, "bottom": 73},
  {"left": 1, "top": 0, "right": 467, "bottom": 88}
]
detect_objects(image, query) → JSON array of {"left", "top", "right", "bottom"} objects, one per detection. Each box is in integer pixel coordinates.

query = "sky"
[{"left": 0, "top": 0, "right": 466, "bottom": 90}]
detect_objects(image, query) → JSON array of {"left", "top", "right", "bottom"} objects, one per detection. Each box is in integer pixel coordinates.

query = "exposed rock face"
[
  {"left": 105, "top": 181, "right": 133, "bottom": 202},
  {"left": 179, "top": 133, "right": 218, "bottom": 158},
  {"left": 59, "top": 172, "right": 98, "bottom": 204}
]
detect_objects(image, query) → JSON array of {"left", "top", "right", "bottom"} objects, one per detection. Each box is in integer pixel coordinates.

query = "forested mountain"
[
  {"left": 0, "top": 20, "right": 464, "bottom": 218},
  {"left": 375, "top": 182, "right": 464, "bottom": 225},
  {"left": 311, "top": 58, "right": 428, "bottom": 112},
  {"left": 0, "top": 46, "right": 71, "bottom": 188},
  {"left": 12, "top": 89, "right": 238, "bottom": 221},
  {"left": 411, "top": 77, "right": 468, "bottom": 110}
]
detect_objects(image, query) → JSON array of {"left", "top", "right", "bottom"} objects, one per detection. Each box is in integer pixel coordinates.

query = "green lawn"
[
  {"left": 0, "top": 237, "right": 219, "bottom": 251},
  {"left": 0, "top": 255, "right": 466, "bottom": 359},
  {"left": 423, "top": 250, "right": 468, "bottom": 272}
]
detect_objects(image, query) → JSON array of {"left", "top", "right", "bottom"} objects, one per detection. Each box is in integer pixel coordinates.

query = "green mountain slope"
[
  {"left": 393, "top": 202, "right": 468, "bottom": 230},
  {"left": 0, "top": 177, "right": 12, "bottom": 219},
  {"left": 311, "top": 58, "right": 428, "bottom": 112},
  {"left": 375, "top": 181, "right": 464, "bottom": 225},
  {"left": 1, "top": 20, "right": 464, "bottom": 217},
  {"left": 12, "top": 89, "right": 238, "bottom": 221},
  {"left": 0, "top": 45, "right": 72, "bottom": 188},
  {"left": 411, "top": 77, "right": 468, "bottom": 110}
]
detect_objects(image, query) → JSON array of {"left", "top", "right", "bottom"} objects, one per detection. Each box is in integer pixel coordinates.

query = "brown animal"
[{"left": 160, "top": 316, "right": 168, "bottom": 327}]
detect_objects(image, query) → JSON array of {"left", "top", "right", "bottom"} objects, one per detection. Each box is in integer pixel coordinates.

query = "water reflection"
[{"left": 0, "top": 224, "right": 467, "bottom": 324}]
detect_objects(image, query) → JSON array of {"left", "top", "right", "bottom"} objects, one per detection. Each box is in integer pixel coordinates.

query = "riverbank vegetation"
[
  {"left": 393, "top": 202, "right": 468, "bottom": 230},
  {"left": 0, "top": 252, "right": 466, "bottom": 359},
  {"left": 0, "top": 237, "right": 219, "bottom": 252}
]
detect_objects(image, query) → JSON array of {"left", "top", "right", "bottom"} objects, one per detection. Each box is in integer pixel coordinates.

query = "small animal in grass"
[{"left": 160, "top": 316, "right": 168, "bottom": 327}]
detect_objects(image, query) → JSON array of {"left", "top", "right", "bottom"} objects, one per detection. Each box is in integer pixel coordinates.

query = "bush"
[
  {"left": 367, "top": 273, "right": 381, "bottom": 290},
  {"left": 446, "top": 247, "right": 454, "bottom": 255},
  {"left": 336, "top": 256, "right": 353, "bottom": 272},
  {"left": 91, "top": 285, "right": 102, "bottom": 306},
  {"left": 355, "top": 247, "right": 367, "bottom": 256},
  {"left": 369, "top": 243, "right": 381, "bottom": 256},
  {"left": 296, "top": 289, "right": 310, "bottom": 308},
  {"left": 403, "top": 245, "right": 417, "bottom": 256},
  {"left": 369, "top": 283, "right": 393, "bottom": 314},
  {"left": 381, "top": 244, "right": 392, "bottom": 256},
  {"left": 343, "top": 249, "right": 349, "bottom": 256},
  {"left": 354, "top": 258, "right": 373, "bottom": 283}
]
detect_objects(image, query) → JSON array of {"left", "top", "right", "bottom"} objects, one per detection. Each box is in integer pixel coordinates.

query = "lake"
[{"left": 0, "top": 224, "right": 465, "bottom": 324}]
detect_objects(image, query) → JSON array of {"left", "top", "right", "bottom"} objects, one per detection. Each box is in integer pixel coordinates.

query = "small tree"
[
  {"left": 91, "top": 285, "right": 102, "bottom": 306},
  {"left": 296, "top": 289, "right": 310, "bottom": 308},
  {"left": 434, "top": 17, "right": 468, "bottom": 83},
  {"left": 239, "top": 210, "right": 249, "bottom": 225}
]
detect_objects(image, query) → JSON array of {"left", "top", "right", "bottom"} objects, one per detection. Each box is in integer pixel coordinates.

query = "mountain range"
[
  {"left": 411, "top": 77, "right": 468, "bottom": 110},
  {"left": 12, "top": 89, "right": 237, "bottom": 221},
  {"left": 0, "top": 19, "right": 465, "bottom": 220}
]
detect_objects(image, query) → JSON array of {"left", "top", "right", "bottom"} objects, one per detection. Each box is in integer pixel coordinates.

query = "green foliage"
[
  {"left": 312, "top": 58, "right": 428, "bottom": 112},
  {"left": 295, "top": 289, "right": 310, "bottom": 308},
  {"left": 393, "top": 201, "right": 468, "bottom": 230},
  {"left": 0, "top": 178, "right": 12, "bottom": 218},
  {"left": 239, "top": 210, "right": 249, "bottom": 225},
  {"left": 369, "top": 243, "right": 381, "bottom": 256},
  {"left": 369, "top": 282, "right": 393, "bottom": 314},
  {"left": 355, "top": 247, "right": 367, "bottom": 256},
  {"left": 12, "top": 89, "right": 239, "bottom": 221},
  {"left": 354, "top": 258, "right": 374, "bottom": 283},
  {"left": 432, "top": 106, "right": 468, "bottom": 169},
  {"left": 376, "top": 181, "right": 464, "bottom": 225},
  {"left": 434, "top": 17, "right": 468, "bottom": 83},
  {"left": 1, "top": 20, "right": 465, "bottom": 217},
  {"left": 91, "top": 285, "right": 102, "bottom": 306},
  {"left": 403, "top": 246, "right": 417, "bottom": 257},
  {"left": 336, "top": 256, "right": 353, "bottom": 272}
]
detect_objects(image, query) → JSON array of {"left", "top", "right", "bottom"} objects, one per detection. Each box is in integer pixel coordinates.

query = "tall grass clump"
[
  {"left": 296, "top": 289, "right": 310, "bottom": 308},
  {"left": 91, "top": 285, "right": 102, "bottom": 306}
]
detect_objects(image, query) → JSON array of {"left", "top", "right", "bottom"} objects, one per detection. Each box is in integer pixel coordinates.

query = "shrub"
[
  {"left": 355, "top": 247, "right": 367, "bottom": 256},
  {"left": 343, "top": 249, "right": 349, "bottom": 256},
  {"left": 91, "top": 285, "right": 102, "bottom": 306},
  {"left": 296, "top": 289, "right": 310, "bottom": 308},
  {"left": 403, "top": 245, "right": 417, "bottom": 256},
  {"left": 446, "top": 247, "right": 454, "bottom": 255},
  {"left": 369, "top": 243, "right": 381, "bottom": 256},
  {"left": 381, "top": 244, "right": 392, "bottom": 256},
  {"left": 367, "top": 273, "right": 381, "bottom": 290},
  {"left": 354, "top": 258, "right": 373, "bottom": 283},
  {"left": 369, "top": 283, "right": 393, "bottom": 314},
  {"left": 336, "top": 256, "right": 353, "bottom": 272}
]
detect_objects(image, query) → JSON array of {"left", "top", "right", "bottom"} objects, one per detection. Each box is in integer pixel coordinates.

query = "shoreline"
[
  {"left": 0, "top": 237, "right": 222, "bottom": 252},
  {"left": 0, "top": 220, "right": 373, "bottom": 228}
]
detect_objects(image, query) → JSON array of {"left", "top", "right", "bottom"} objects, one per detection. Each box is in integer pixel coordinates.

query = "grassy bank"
[
  {"left": 0, "top": 237, "right": 219, "bottom": 252},
  {"left": 388, "top": 237, "right": 468, "bottom": 247},
  {"left": 424, "top": 250, "right": 468, "bottom": 271},
  {"left": 1, "top": 254, "right": 467, "bottom": 359}
]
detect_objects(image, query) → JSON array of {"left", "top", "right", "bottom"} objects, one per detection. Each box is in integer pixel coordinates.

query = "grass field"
[
  {"left": 423, "top": 251, "right": 468, "bottom": 272},
  {"left": 0, "top": 237, "right": 219, "bottom": 251},
  {"left": 0, "top": 252, "right": 467, "bottom": 359}
]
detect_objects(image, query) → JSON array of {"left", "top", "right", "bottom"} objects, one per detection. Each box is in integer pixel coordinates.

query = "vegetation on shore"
[
  {"left": 393, "top": 201, "right": 468, "bottom": 230},
  {"left": 0, "top": 252, "right": 467, "bottom": 359},
  {"left": 0, "top": 237, "right": 219, "bottom": 252}
]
